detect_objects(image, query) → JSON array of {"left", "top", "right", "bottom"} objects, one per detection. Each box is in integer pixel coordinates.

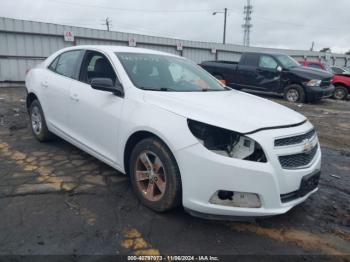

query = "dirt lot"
[{"left": 0, "top": 87, "right": 349, "bottom": 260}]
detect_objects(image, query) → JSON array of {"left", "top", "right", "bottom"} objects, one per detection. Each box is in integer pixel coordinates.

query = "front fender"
[{"left": 117, "top": 99, "right": 198, "bottom": 173}]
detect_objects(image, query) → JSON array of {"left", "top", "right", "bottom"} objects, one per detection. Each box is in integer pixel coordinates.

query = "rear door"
[
  {"left": 255, "top": 55, "right": 281, "bottom": 92},
  {"left": 235, "top": 53, "right": 259, "bottom": 89},
  {"left": 67, "top": 50, "right": 124, "bottom": 166},
  {"left": 42, "top": 50, "right": 83, "bottom": 133}
]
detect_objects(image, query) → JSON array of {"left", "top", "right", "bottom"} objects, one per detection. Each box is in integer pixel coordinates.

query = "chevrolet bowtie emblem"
[{"left": 303, "top": 139, "right": 313, "bottom": 154}]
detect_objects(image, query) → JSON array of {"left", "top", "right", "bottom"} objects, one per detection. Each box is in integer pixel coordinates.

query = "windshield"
[
  {"left": 275, "top": 55, "right": 300, "bottom": 69},
  {"left": 325, "top": 65, "right": 333, "bottom": 74},
  {"left": 116, "top": 52, "right": 228, "bottom": 92}
]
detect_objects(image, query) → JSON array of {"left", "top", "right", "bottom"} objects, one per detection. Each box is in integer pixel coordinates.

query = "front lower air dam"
[{"left": 209, "top": 190, "right": 262, "bottom": 208}]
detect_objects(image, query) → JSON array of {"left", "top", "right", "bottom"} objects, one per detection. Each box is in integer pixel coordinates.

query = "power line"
[
  {"left": 50, "top": 0, "right": 214, "bottom": 13},
  {"left": 252, "top": 15, "right": 343, "bottom": 31},
  {"left": 48, "top": 0, "right": 347, "bottom": 31},
  {"left": 242, "top": 0, "right": 253, "bottom": 46}
]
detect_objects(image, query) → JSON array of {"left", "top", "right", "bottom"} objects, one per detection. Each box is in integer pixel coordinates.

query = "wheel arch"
[
  {"left": 284, "top": 83, "right": 306, "bottom": 102},
  {"left": 333, "top": 82, "right": 348, "bottom": 88},
  {"left": 26, "top": 92, "right": 39, "bottom": 112},
  {"left": 123, "top": 130, "right": 179, "bottom": 176}
]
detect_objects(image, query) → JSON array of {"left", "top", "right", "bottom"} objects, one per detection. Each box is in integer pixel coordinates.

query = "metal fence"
[{"left": 1, "top": 17, "right": 349, "bottom": 83}]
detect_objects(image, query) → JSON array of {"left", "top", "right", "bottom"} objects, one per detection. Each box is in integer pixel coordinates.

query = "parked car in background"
[
  {"left": 330, "top": 66, "right": 350, "bottom": 75},
  {"left": 298, "top": 60, "right": 330, "bottom": 72},
  {"left": 299, "top": 61, "right": 350, "bottom": 100},
  {"left": 25, "top": 46, "right": 322, "bottom": 218},
  {"left": 200, "top": 52, "right": 334, "bottom": 103},
  {"left": 331, "top": 74, "right": 350, "bottom": 100},
  {"left": 298, "top": 60, "right": 332, "bottom": 73}
]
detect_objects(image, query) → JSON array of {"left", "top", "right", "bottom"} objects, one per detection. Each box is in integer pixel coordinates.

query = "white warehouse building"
[{"left": 0, "top": 17, "right": 349, "bottom": 85}]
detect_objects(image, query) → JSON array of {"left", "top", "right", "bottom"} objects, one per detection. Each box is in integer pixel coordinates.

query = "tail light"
[{"left": 219, "top": 79, "right": 226, "bottom": 86}]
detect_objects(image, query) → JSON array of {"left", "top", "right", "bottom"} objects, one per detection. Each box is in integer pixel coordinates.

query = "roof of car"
[{"left": 60, "top": 45, "right": 178, "bottom": 57}]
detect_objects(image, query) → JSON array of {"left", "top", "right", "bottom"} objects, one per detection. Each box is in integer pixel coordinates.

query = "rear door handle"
[
  {"left": 70, "top": 94, "right": 79, "bottom": 102},
  {"left": 41, "top": 81, "right": 48, "bottom": 88}
]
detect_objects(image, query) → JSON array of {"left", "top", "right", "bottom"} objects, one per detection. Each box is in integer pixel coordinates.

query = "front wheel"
[
  {"left": 284, "top": 84, "right": 305, "bottom": 103},
  {"left": 129, "top": 137, "right": 182, "bottom": 212},
  {"left": 333, "top": 85, "right": 348, "bottom": 100}
]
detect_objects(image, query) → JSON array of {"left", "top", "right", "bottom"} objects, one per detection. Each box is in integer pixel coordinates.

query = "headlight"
[
  {"left": 306, "top": 79, "right": 321, "bottom": 87},
  {"left": 187, "top": 119, "right": 267, "bottom": 162}
]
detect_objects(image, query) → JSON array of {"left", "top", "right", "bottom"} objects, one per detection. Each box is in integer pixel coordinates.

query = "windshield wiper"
[{"left": 140, "top": 87, "right": 177, "bottom": 91}]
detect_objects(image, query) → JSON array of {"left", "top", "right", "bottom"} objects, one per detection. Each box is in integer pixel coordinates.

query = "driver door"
[
  {"left": 255, "top": 55, "right": 282, "bottom": 93},
  {"left": 68, "top": 50, "right": 124, "bottom": 166}
]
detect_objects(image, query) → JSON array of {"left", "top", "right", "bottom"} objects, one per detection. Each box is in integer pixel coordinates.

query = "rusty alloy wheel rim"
[
  {"left": 135, "top": 151, "right": 166, "bottom": 202},
  {"left": 334, "top": 88, "right": 345, "bottom": 100}
]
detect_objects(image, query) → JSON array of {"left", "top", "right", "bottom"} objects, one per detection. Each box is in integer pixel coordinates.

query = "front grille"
[
  {"left": 321, "top": 77, "right": 332, "bottom": 87},
  {"left": 275, "top": 129, "right": 316, "bottom": 147},
  {"left": 279, "top": 145, "right": 318, "bottom": 169}
]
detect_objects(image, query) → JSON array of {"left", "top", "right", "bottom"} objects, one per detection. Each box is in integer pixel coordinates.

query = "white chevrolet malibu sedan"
[{"left": 25, "top": 45, "right": 321, "bottom": 218}]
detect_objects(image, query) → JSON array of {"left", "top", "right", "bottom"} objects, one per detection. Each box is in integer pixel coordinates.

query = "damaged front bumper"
[{"left": 175, "top": 121, "right": 321, "bottom": 218}]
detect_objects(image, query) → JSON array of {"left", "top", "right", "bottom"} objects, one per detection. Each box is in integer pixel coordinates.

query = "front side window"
[
  {"left": 116, "top": 52, "right": 228, "bottom": 92},
  {"left": 259, "top": 56, "right": 278, "bottom": 69},
  {"left": 275, "top": 55, "right": 300, "bottom": 69},
  {"left": 54, "top": 50, "right": 82, "bottom": 79},
  {"left": 308, "top": 63, "right": 322, "bottom": 69},
  {"left": 80, "top": 51, "right": 117, "bottom": 84},
  {"left": 48, "top": 56, "right": 59, "bottom": 72}
]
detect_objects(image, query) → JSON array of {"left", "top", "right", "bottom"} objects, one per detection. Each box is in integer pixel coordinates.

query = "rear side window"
[
  {"left": 259, "top": 56, "right": 278, "bottom": 69},
  {"left": 240, "top": 54, "right": 258, "bottom": 66},
  {"left": 52, "top": 50, "right": 82, "bottom": 79}
]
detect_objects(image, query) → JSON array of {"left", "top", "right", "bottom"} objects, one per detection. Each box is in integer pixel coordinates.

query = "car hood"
[
  {"left": 290, "top": 66, "right": 333, "bottom": 80},
  {"left": 144, "top": 90, "right": 306, "bottom": 134}
]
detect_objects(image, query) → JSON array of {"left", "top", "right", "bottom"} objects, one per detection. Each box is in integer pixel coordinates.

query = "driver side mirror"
[
  {"left": 91, "top": 78, "right": 124, "bottom": 97},
  {"left": 276, "top": 66, "right": 283, "bottom": 72}
]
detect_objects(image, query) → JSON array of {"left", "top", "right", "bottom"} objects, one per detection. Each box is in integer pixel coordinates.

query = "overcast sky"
[{"left": 1, "top": 0, "right": 349, "bottom": 53}]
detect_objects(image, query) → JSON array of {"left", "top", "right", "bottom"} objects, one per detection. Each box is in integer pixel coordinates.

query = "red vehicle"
[{"left": 299, "top": 60, "right": 349, "bottom": 100}]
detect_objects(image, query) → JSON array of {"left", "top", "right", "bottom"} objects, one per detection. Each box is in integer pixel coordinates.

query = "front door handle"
[{"left": 70, "top": 94, "right": 79, "bottom": 102}]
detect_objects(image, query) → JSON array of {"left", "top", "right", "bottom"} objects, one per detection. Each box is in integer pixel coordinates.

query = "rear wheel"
[
  {"left": 284, "top": 84, "right": 305, "bottom": 103},
  {"left": 29, "top": 100, "right": 53, "bottom": 142},
  {"left": 129, "top": 137, "right": 182, "bottom": 212},
  {"left": 333, "top": 85, "right": 348, "bottom": 100}
]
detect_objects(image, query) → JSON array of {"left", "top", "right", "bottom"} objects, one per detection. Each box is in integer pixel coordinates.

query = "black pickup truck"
[{"left": 200, "top": 52, "right": 334, "bottom": 103}]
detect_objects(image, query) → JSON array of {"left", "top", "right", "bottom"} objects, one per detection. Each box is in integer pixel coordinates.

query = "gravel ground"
[{"left": 0, "top": 87, "right": 349, "bottom": 261}]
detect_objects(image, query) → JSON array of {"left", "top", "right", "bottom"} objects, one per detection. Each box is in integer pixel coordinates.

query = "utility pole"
[
  {"left": 213, "top": 8, "right": 228, "bottom": 44},
  {"left": 103, "top": 17, "right": 111, "bottom": 31},
  {"left": 242, "top": 0, "right": 253, "bottom": 46},
  {"left": 310, "top": 41, "right": 315, "bottom": 51}
]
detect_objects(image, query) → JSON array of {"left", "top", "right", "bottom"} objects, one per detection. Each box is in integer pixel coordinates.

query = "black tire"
[
  {"left": 129, "top": 137, "right": 182, "bottom": 212},
  {"left": 284, "top": 84, "right": 305, "bottom": 103},
  {"left": 29, "top": 100, "right": 53, "bottom": 142},
  {"left": 333, "top": 85, "right": 348, "bottom": 100}
]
